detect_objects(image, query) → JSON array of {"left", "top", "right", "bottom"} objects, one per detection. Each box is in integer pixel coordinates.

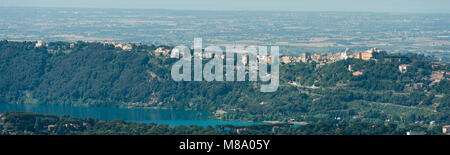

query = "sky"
[{"left": 0, "top": 0, "right": 449, "bottom": 13}]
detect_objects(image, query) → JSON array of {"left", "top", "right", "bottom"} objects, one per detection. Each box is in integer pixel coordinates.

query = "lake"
[{"left": 0, "top": 103, "right": 264, "bottom": 127}]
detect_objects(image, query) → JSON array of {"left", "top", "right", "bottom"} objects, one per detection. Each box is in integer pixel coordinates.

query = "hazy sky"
[{"left": 1, "top": 0, "right": 449, "bottom": 13}]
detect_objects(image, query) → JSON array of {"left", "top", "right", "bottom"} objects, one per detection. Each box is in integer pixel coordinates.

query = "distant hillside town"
[{"left": 33, "top": 40, "right": 449, "bottom": 78}]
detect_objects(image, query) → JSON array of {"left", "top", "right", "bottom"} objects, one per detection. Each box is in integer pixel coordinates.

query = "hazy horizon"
[{"left": 1, "top": 0, "right": 450, "bottom": 13}]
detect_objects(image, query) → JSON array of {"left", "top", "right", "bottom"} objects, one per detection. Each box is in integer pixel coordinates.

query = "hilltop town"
[
  {"left": 34, "top": 40, "right": 450, "bottom": 85},
  {"left": 33, "top": 40, "right": 393, "bottom": 66},
  {"left": 30, "top": 39, "right": 450, "bottom": 98}
]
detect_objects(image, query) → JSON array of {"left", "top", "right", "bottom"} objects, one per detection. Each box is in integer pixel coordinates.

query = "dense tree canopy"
[{"left": 0, "top": 112, "right": 443, "bottom": 135}]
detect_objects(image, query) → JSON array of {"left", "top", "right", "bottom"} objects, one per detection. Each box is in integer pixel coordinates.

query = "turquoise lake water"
[{"left": 0, "top": 103, "right": 264, "bottom": 127}]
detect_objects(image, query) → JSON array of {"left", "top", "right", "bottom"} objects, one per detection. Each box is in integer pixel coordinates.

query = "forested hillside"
[{"left": 0, "top": 40, "right": 448, "bottom": 125}]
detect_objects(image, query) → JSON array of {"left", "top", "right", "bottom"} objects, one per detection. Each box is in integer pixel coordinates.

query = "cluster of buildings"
[
  {"left": 430, "top": 70, "right": 450, "bottom": 86},
  {"left": 279, "top": 48, "right": 387, "bottom": 65},
  {"left": 35, "top": 41, "right": 448, "bottom": 83},
  {"left": 35, "top": 40, "right": 134, "bottom": 51},
  {"left": 37, "top": 40, "right": 390, "bottom": 67},
  {"left": 407, "top": 70, "right": 450, "bottom": 90},
  {"left": 101, "top": 41, "right": 133, "bottom": 51},
  {"left": 154, "top": 47, "right": 171, "bottom": 56},
  {"left": 399, "top": 63, "right": 449, "bottom": 89},
  {"left": 156, "top": 46, "right": 388, "bottom": 67},
  {"left": 46, "top": 122, "right": 88, "bottom": 131}
]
